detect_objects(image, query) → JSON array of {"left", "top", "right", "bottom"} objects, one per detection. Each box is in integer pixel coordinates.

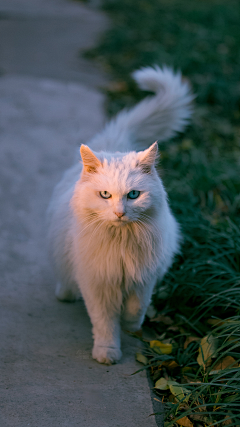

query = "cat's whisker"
[
  {"left": 76, "top": 219, "right": 97, "bottom": 236},
  {"left": 139, "top": 212, "right": 158, "bottom": 224},
  {"left": 135, "top": 217, "right": 156, "bottom": 233},
  {"left": 76, "top": 218, "right": 101, "bottom": 238},
  {"left": 86, "top": 221, "right": 104, "bottom": 250},
  {"left": 138, "top": 215, "right": 160, "bottom": 234}
]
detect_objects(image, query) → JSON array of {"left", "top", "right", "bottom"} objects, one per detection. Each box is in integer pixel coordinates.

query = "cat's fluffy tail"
[{"left": 89, "top": 65, "right": 194, "bottom": 152}]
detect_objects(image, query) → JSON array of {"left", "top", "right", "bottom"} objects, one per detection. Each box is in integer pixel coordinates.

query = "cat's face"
[{"left": 75, "top": 142, "right": 163, "bottom": 226}]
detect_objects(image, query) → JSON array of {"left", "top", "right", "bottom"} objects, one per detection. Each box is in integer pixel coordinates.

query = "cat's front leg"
[
  {"left": 82, "top": 289, "right": 122, "bottom": 365},
  {"left": 92, "top": 333, "right": 122, "bottom": 366}
]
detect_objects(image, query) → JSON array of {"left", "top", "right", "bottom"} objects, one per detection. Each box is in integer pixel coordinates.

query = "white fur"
[{"left": 47, "top": 66, "right": 193, "bottom": 364}]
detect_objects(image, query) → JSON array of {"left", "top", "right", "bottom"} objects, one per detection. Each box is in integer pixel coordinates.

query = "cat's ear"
[
  {"left": 137, "top": 141, "right": 158, "bottom": 173},
  {"left": 80, "top": 145, "right": 101, "bottom": 174}
]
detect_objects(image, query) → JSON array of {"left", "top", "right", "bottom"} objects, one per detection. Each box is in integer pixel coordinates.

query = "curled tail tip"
[{"left": 132, "top": 64, "right": 192, "bottom": 98}]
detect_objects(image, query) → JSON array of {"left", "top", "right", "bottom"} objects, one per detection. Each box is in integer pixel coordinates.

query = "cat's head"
[{"left": 72, "top": 142, "right": 165, "bottom": 226}]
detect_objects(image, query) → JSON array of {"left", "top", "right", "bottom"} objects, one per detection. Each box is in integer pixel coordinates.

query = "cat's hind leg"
[
  {"left": 121, "top": 278, "right": 157, "bottom": 332},
  {"left": 55, "top": 280, "right": 80, "bottom": 302},
  {"left": 121, "top": 292, "right": 146, "bottom": 332}
]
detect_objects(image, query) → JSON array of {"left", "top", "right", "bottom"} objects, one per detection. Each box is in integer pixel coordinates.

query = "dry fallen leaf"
[
  {"left": 197, "top": 334, "right": 218, "bottom": 368},
  {"left": 150, "top": 314, "right": 174, "bottom": 325},
  {"left": 183, "top": 375, "right": 201, "bottom": 384},
  {"left": 150, "top": 340, "right": 173, "bottom": 354},
  {"left": 210, "top": 355, "right": 238, "bottom": 375},
  {"left": 155, "top": 378, "right": 191, "bottom": 402},
  {"left": 155, "top": 377, "right": 169, "bottom": 390},
  {"left": 184, "top": 336, "right": 200, "bottom": 349},
  {"left": 222, "top": 415, "right": 233, "bottom": 425},
  {"left": 178, "top": 403, "right": 189, "bottom": 411},
  {"left": 162, "top": 360, "right": 179, "bottom": 371},
  {"left": 207, "top": 318, "right": 224, "bottom": 327},
  {"left": 135, "top": 352, "right": 148, "bottom": 365},
  {"left": 190, "top": 413, "right": 206, "bottom": 421},
  {"left": 176, "top": 416, "right": 193, "bottom": 427},
  {"left": 169, "top": 382, "right": 190, "bottom": 402}
]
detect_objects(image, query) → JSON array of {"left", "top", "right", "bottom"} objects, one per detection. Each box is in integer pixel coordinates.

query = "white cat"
[{"left": 47, "top": 66, "right": 193, "bottom": 364}]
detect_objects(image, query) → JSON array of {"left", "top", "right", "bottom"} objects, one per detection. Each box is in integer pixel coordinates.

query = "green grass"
[{"left": 83, "top": 0, "right": 240, "bottom": 424}]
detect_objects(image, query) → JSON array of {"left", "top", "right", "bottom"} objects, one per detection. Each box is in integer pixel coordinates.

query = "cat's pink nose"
[{"left": 114, "top": 211, "right": 125, "bottom": 218}]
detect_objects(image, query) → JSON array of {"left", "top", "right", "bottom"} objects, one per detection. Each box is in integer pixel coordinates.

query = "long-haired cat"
[{"left": 47, "top": 66, "right": 193, "bottom": 364}]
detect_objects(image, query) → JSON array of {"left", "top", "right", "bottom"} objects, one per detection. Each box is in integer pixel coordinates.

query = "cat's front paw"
[{"left": 92, "top": 344, "right": 122, "bottom": 365}]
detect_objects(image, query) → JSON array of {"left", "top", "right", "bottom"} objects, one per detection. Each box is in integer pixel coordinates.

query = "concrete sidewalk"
[
  {"left": 0, "top": 0, "right": 108, "bottom": 87},
  {"left": 0, "top": 1, "right": 163, "bottom": 426}
]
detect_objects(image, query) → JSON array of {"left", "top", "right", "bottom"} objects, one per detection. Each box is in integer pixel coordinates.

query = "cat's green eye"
[
  {"left": 127, "top": 190, "right": 140, "bottom": 199},
  {"left": 100, "top": 191, "right": 112, "bottom": 199}
]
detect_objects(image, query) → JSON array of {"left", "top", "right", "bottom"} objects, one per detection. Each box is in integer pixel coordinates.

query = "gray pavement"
[
  {"left": 0, "top": 1, "right": 163, "bottom": 426},
  {"left": 0, "top": 0, "right": 108, "bottom": 87}
]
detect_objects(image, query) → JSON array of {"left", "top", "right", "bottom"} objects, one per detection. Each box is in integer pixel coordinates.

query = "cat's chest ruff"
[{"left": 76, "top": 221, "right": 160, "bottom": 287}]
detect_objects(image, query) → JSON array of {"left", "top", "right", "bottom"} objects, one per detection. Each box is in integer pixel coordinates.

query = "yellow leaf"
[
  {"left": 155, "top": 377, "right": 169, "bottom": 390},
  {"left": 210, "top": 355, "right": 238, "bottom": 375},
  {"left": 176, "top": 416, "right": 193, "bottom": 427},
  {"left": 135, "top": 352, "right": 148, "bottom": 365},
  {"left": 197, "top": 334, "right": 218, "bottom": 368},
  {"left": 155, "top": 378, "right": 190, "bottom": 402},
  {"left": 168, "top": 381, "right": 190, "bottom": 402},
  {"left": 150, "top": 340, "right": 173, "bottom": 354}
]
